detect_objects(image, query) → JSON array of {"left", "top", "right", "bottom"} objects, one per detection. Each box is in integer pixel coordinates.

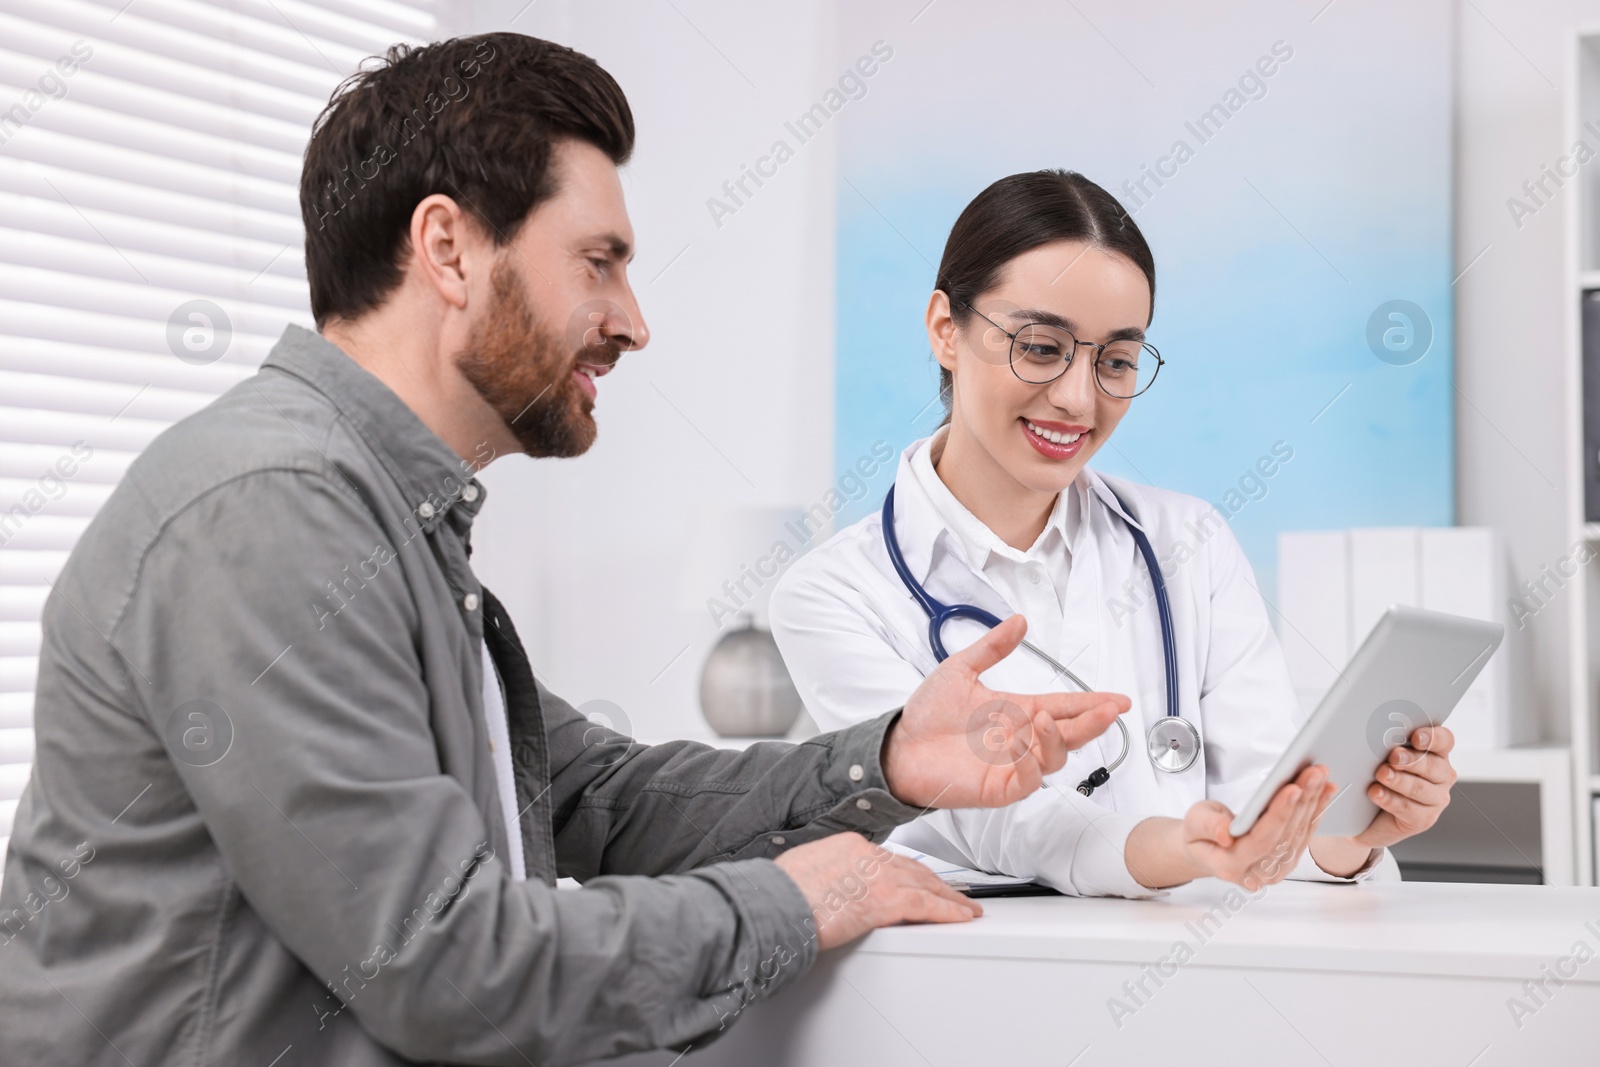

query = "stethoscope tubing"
[
  {"left": 880, "top": 481, "right": 1191, "bottom": 781},
  {"left": 1122, "top": 499, "right": 1180, "bottom": 729}
]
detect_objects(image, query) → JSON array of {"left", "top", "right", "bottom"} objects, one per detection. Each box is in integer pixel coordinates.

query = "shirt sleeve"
[
  {"left": 111, "top": 470, "right": 885, "bottom": 1066},
  {"left": 473, "top": 587, "right": 925, "bottom": 883},
  {"left": 770, "top": 552, "right": 1159, "bottom": 900},
  {"left": 541, "top": 688, "right": 929, "bottom": 878}
]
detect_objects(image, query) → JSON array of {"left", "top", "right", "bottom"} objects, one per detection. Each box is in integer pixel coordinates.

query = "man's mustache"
[{"left": 573, "top": 334, "right": 626, "bottom": 370}]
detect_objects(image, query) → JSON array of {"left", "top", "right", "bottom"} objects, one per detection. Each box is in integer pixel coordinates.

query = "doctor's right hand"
[
  {"left": 884, "top": 614, "right": 1130, "bottom": 811},
  {"left": 1127, "top": 764, "right": 1337, "bottom": 890}
]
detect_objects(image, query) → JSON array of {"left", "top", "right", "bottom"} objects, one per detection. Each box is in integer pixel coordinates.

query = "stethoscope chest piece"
[{"left": 1146, "top": 715, "right": 1201, "bottom": 774}]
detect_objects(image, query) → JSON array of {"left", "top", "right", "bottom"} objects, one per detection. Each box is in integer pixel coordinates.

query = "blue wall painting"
[{"left": 832, "top": 0, "right": 1454, "bottom": 607}]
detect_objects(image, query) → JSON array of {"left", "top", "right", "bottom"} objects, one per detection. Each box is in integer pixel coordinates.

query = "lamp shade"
[{"left": 698, "top": 620, "right": 804, "bottom": 737}]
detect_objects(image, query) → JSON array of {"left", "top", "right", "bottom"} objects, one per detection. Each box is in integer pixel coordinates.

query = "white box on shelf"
[
  {"left": 1418, "top": 527, "right": 1518, "bottom": 749},
  {"left": 1277, "top": 530, "right": 1350, "bottom": 723},
  {"left": 1278, "top": 525, "right": 1518, "bottom": 749},
  {"left": 1349, "top": 527, "right": 1422, "bottom": 647}
]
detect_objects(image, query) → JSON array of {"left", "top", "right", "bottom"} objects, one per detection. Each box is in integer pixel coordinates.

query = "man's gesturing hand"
[
  {"left": 883, "top": 614, "right": 1130, "bottom": 809},
  {"left": 774, "top": 833, "right": 980, "bottom": 951}
]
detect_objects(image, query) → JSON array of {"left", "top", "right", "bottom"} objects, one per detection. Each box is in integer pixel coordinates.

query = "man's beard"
[{"left": 456, "top": 260, "right": 618, "bottom": 458}]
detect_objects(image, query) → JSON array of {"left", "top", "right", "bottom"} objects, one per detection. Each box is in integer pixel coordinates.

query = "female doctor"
[{"left": 770, "top": 169, "right": 1458, "bottom": 898}]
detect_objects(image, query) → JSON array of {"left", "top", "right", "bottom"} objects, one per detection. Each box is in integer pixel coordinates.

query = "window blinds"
[{"left": 0, "top": 0, "right": 436, "bottom": 866}]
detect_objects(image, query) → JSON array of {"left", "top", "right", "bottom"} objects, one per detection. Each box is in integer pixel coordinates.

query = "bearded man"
[{"left": 0, "top": 33, "right": 1126, "bottom": 1067}]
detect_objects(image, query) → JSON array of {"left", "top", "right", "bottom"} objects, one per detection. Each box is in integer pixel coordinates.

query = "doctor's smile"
[{"left": 1020, "top": 417, "right": 1090, "bottom": 459}]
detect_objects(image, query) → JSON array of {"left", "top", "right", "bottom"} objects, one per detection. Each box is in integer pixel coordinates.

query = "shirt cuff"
[
  {"left": 797, "top": 709, "right": 925, "bottom": 837},
  {"left": 1291, "top": 844, "right": 1387, "bottom": 883}
]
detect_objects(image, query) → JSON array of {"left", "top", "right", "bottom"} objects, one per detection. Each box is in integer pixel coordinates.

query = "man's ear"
[
  {"left": 408, "top": 194, "right": 483, "bottom": 312},
  {"left": 926, "top": 289, "right": 958, "bottom": 372}
]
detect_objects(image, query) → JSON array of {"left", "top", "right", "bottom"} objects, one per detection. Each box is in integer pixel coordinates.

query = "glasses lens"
[
  {"left": 1009, "top": 324, "right": 1073, "bottom": 383},
  {"left": 1095, "top": 341, "right": 1160, "bottom": 398}
]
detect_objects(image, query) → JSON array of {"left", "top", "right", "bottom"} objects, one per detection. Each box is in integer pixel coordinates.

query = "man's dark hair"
[{"left": 300, "top": 33, "right": 634, "bottom": 327}]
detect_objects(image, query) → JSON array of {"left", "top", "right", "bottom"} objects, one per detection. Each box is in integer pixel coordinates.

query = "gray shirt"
[{"left": 0, "top": 325, "right": 922, "bottom": 1066}]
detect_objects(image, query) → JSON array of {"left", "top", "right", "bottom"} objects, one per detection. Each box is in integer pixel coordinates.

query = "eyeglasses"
[{"left": 962, "top": 302, "right": 1164, "bottom": 399}]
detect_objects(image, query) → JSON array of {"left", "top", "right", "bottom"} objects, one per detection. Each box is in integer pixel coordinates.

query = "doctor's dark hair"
[
  {"left": 933, "top": 170, "right": 1155, "bottom": 422},
  {"left": 300, "top": 33, "right": 634, "bottom": 328}
]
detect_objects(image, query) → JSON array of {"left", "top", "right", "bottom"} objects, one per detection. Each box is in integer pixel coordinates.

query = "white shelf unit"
[
  {"left": 1449, "top": 746, "right": 1574, "bottom": 885},
  {"left": 1564, "top": 30, "right": 1600, "bottom": 887}
]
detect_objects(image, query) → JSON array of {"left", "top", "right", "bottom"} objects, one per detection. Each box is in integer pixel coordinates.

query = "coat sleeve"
[
  {"left": 114, "top": 469, "right": 912, "bottom": 1066},
  {"left": 1194, "top": 511, "right": 1387, "bottom": 884}
]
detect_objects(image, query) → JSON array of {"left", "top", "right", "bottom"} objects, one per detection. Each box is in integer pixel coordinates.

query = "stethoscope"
[{"left": 880, "top": 483, "right": 1200, "bottom": 795}]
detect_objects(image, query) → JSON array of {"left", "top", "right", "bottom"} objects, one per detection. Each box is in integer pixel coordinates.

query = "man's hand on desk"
[
  {"left": 774, "top": 834, "right": 981, "bottom": 951},
  {"left": 770, "top": 617, "right": 1127, "bottom": 953},
  {"left": 1310, "top": 724, "right": 1458, "bottom": 877},
  {"left": 883, "top": 614, "right": 1131, "bottom": 810}
]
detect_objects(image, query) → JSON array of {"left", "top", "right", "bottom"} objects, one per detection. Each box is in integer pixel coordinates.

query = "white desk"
[{"left": 603, "top": 880, "right": 1600, "bottom": 1066}]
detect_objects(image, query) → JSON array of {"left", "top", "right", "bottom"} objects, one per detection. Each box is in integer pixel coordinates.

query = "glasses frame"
[{"left": 961, "top": 301, "right": 1164, "bottom": 399}]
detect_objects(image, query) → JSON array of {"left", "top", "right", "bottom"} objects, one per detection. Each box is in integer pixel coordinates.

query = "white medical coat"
[{"left": 770, "top": 429, "right": 1389, "bottom": 897}]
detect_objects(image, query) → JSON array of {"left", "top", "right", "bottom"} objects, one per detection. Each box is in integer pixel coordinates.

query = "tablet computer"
[{"left": 1228, "top": 604, "right": 1504, "bottom": 839}]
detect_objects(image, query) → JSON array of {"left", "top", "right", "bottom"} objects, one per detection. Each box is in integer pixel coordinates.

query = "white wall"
[
  {"left": 440, "top": 1, "right": 839, "bottom": 739},
  {"left": 1454, "top": 0, "right": 1600, "bottom": 742}
]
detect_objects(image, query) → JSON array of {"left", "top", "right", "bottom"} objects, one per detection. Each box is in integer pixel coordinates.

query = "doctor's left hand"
[
  {"left": 1351, "top": 723, "right": 1458, "bottom": 848},
  {"left": 1305, "top": 725, "right": 1458, "bottom": 878},
  {"left": 884, "top": 614, "right": 1131, "bottom": 810}
]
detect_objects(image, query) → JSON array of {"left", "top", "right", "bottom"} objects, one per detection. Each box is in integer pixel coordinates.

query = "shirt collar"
[
  {"left": 887, "top": 425, "right": 1146, "bottom": 584},
  {"left": 1083, "top": 467, "right": 1145, "bottom": 533},
  {"left": 260, "top": 324, "right": 488, "bottom": 534}
]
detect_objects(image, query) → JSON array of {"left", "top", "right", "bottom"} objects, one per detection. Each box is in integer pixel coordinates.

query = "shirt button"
[
  {"left": 856, "top": 798, "right": 872, "bottom": 811},
  {"left": 1029, "top": 567, "right": 1042, "bottom": 585},
  {"left": 418, "top": 501, "right": 436, "bottom": 519},
  {"left": 462, "top": 485, "right": 480, "bottom": 502},
  {"left": 770, "top": 835, "right": 786, "bottom": 846},
  {"left": 462, "top": 593, "right": 480, "bottom": 611},
  {"left": 848, "top": 764, "right": 864, "bottom": 781}
]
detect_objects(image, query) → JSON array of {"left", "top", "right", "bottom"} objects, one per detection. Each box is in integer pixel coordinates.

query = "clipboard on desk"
[
  {"left": 896, "top": 845, "right": 1064, "bottom": 898},
  {"left": 940, "top": 874, "right": 1063, "bottom": 898}
]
